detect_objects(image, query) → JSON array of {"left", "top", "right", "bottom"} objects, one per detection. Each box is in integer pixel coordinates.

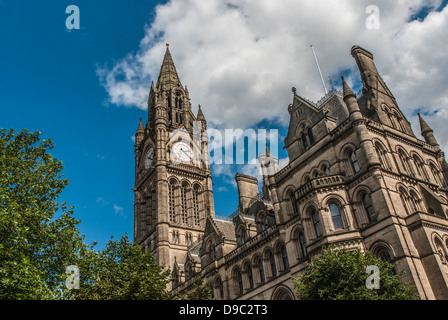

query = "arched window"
[
  {"left": 173, "top": 269, "right": 180, "bottom": 288},
  {"left": 308, "top": 128, "right": 315, "bottom": 145},
  {"left": 399, "top": 188, "right": 410, "bottom": 216},
  {"left": 181, "top": 183, "right": 188, "bottom": 224},
  {"left": 322, "top": 165, "right": 330, "bottom": 176},
  {"left": 349, "top": 151, "right": 360, "bottom": 173},
  {"left": 168, "top": 180, "right": 176, "bottom": 222},
  {"left": 329, "top": 203, "right": 344, "bottom": 230},
  {"left": 258, "top": 212, "right": 269, "bottom": 232},
  {"left": 269, "top": 252, "right": 277, "bottom": 277},
  {"left": 375, "top": 143, "right": 390, "bottom": 170},
  {"left": 258, "top": 258, "right": 265, "bottom": 283},
  {"left": 398, "top": 150, "right": 411, "bottom": 175},
  {"left": 207, "top": 241, "right": 216, "bottom": 262},
  {"left": 236, "top": 270, "right": 244, "bottom": 296},
  {"left": 240, "top": 227, "right": 247, "bottom": 245},
  {"left": 413, "top": 155, "right": 427, "bottom": 180},
  {"left": 311, "top": 209, "right": 323, "bottom": 237},
  {"left": 247, "top": 266, "right": 254, "bottom": 288},
  {"left": 193, "top": 185, "right": 201, "bottom": 226},
  {"left": 280, "top": 244, "right": 290, "bottom": 270},
  {"left": 215, "top": 278, "right": 224, "bottom": 300},
  {"left": 362, "top": 193, "right": 377, "bottom": 223},
  {"left": 435, "top": 238, "right": 447, "bottom": 264},
  {"left": 185, "top": 262, "right": 194, "bottom": 280},
  {"left": 409, "top": 191, "right": 421, "bottom": 213},
  {"left": 388, "top": 113, "right": 398, "bottom": 129},
  {"left": 397, "top": 117, "right": 407, "bottom": 133},
  {"left": 299, "top": 232, "right": 307, "bottom": 258},
  {"left": 430, "top": 163, "right": 446, "bottom": 187},
  {"left": 301, "top": 132, "right": 309, "bottom": 150},
  {"left": 284, "top": 190, "right": 296, "bottom": 217}
]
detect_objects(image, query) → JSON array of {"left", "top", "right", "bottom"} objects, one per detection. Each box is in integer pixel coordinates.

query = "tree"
[
  {"left": 292, "top": 247, "right": 417, "bottom": 300},
  {"left": 177, "top": 277, "right": 213, "bottom": 300},
  {"left": 67, "top": 234, "right": 174, "bottom": 300},
  {"left": 0, "top": 128, "right": 211, "bottom": 300},
  {"left": 0, "top": 128, "right": 87, "bottom": 299}
]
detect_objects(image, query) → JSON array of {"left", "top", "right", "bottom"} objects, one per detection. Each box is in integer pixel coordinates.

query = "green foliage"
[
  {"left": 0, "top": 128, "right": 87, "bottom": 299},
  {"left": 67, "top": 234, "right": 173, "bottom": 300},
  {"left": 292, "top": 247, "right": 417, "bottom": 300},
  {"left": 177, "top": 277, "right": 213, "bottom": 300},
  {"left": 0, "top": 128, "right": 216, "bottom": 300}
]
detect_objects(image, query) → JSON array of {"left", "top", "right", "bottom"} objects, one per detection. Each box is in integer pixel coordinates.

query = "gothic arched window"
[
  {"left": 258, "top": 258, "right": 265, "bottom": 283},
  {"left": 329, "top": 203, "right": 344, "bottom": 230},
  {"left": 322, "top": 165, "right": 330, "bottom": 176},
  {"left": 413, "top": 155, "right": 428, "bottom": 180},
  {"left": 181, "top": 182, "right": 188, "bottom": 224},
  {"left": 269, "top": 252, "right": 277, "bottom": 277},
  {"left": 299, "top": 232, "right": 307, "bottom": 258},
  {"left": 247, "top": 265, "right": 254, "bottom": 288},
  {"left": 375, "top": 143, "right": 390, "bottom": 170},
  {"left": 399, "top": 188, "right": 411, "bottom": 216},
  {"left": 236, "top": 270, "right": 244, "bottom": 296},
  {"left": 398, "top": 150, "right": 412, "bottom": 175},
  {"left": 168, "top": 180, "right": 177, "bottom": 222},
  {"left": 280, "top": 244, "right": 290, "bottom": 271},
  {"left": 362, "top": 193, "right": 377, "bottom": 223},
  {"left": 349, "top": 151, "right": 360, "bottom": 173},
  {"left": 308, "top": 127, "right": 315, "bottom": 145},
  {"left": 311, "top": 208, "right": 323, "bottom": 237},
  {"left": 193, "top": 185, "right": 201, "bottom": 226},
  {"left": 301, "top": 132, "right": 308, "bottom": 150}
]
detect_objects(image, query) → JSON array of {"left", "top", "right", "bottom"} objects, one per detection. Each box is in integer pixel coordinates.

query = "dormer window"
[{"left": 299, "top": 124, "right": 315, "bottom": 151}]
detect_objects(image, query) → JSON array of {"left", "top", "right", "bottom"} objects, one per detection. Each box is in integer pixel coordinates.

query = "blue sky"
[
  {"left": 2, "top": 1, "right": 448, "bottom": 249},
  {"left": 0, "top": 0, "right": 288, "bottom": 248},
  {"left": 1, "top": 1, "right": 168, "bottom": 248}
]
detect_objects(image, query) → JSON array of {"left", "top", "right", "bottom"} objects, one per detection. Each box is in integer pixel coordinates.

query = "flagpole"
[{"left": 310, "top": 45, "right": 328, "bottom": 95}]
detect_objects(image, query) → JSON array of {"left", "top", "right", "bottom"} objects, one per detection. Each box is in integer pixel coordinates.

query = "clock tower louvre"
[{"left": 134, "top": 44, "right": 214, "bottom": 272}]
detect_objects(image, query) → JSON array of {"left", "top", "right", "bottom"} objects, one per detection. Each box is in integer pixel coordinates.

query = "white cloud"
[
  {"left": 97, "top": 0, "right": 448, "bottom": 149},
  {"left": 113, "top": 204, "right": 125, "bottom": 217},
  {"left": 96, "top": 197, "right": 109, "bottom": 206}
]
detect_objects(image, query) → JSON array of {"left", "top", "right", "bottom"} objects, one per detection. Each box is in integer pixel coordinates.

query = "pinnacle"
[
  {"left": 341, "top": 76, "right": 356, "bottom": 99},
  {"left": 197, "top": 105, "right": 206, "bottom": 121},
  {"left": 136, "top": 117, "right": 144, "bottom": 135},
  {"left": 418, "top": 113, "right": 433, "bottom": 134},
  {"left": 155, "top": 44, "right": 181, "bottom": 90},
  {"left": 266, "top": 143, "right": 271, "bottom": 157}
]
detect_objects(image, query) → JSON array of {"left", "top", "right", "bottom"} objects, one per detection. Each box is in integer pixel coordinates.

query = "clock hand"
[{"left": 181, "top": 150, "right": 191, "bottom": 158}]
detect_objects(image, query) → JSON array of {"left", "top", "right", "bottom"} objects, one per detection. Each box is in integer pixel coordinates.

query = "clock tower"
[{"left": 133, "top": 44, "right": 215, "bottom": 271}]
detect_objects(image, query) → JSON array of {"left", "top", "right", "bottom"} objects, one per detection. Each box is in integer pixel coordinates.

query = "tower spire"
[
  {"left": 156, "top": 43, "right": 182, "bottom": 90},
  {"left": 197, "top": 104, "right": 205, "bottom": 122},
  {"left": 418, "top": 113, "right": 439, "bottom": 147},
  {"left": 341, "top": 76, "right": 356, "bottom": 99}
]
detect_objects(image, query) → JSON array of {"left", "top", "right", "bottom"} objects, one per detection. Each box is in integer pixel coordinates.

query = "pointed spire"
[
  {"left": 266, "top": 143, "right": 271, "bottom": 157},
  {"left": 341, "top": 76, "right": 356, "bottom": 99},
  {"left": 136, "top": 117, "right": 144, "bottom": 134},
  {"left": 418, "top": 113, "right": 439, "bottom": 147},
  {"left": 196, "top": 104, "right": 206, "bottom": 121},
  {"left": 418, "top": 113, "right": 433, "bottom": 134},
  {"left": 155, "top": 43, "right": 182, "bottom": 90}
]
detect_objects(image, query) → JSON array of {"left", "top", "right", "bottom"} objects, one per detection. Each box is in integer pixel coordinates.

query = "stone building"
[{"left": 133, "top": 44, "right": 448, "bottom": 300}]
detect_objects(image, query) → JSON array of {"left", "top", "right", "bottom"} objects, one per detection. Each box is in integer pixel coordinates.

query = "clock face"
[
  {"left": 172, "top": 142, "right": 192, "bottom": 163},
  {"left": 144, "top": 148, "right": 154, "bottom": 169}
]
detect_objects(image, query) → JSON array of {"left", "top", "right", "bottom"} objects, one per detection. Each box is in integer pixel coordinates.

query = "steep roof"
[{"left": 155, "top": 44, "right": 182, "bottom": 90}]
